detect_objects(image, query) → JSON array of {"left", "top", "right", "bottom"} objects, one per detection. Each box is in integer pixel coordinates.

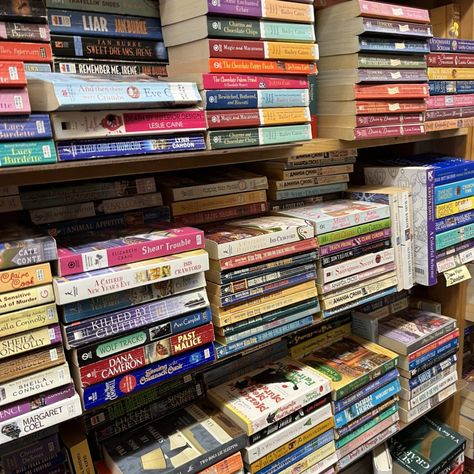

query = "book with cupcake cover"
[
  {"left": 103, "top": 401, "right": 246, "bottom": 474},
  {"left": 207, "top": 357, "right": 331, "bottom": 435},
  {"left": 298, "top": 335, "right": 399, "bottom": 400}
]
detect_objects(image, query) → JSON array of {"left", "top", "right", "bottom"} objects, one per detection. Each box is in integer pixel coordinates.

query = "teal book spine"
[
  {"left": 0, "top": 139, "right": 57, "bottom": 167},
  {"left": 260, "top": 21, "right": 315, "bottom": 42},
  {"left": 436, "top": 222, "right": 474, "bottom": 250},
  {"left": 259, "top": 123, "right": 312, "bottom": 144}
]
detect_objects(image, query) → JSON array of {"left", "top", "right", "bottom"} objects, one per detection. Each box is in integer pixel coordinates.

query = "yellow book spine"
[
  {"left": 428, "top": 67, "right": 474, "bottom": 80},
  {"left": 264, "top": 0, "right": 314, "bottom": 23},
  {"left": 260, "top": 107, "right": 311, "bottom": 126},
  {"left": 0, "top": 303, "right": 58, "bottom": 338},
  {"left": 0, "top": 262, "right": 52, "bottom": 294},
  {"left": 279, "top": 441, "right": 336, "bottom": 474},
  {"left": 265, "top": 42, "right": 318, "bottom": 61},
  {"left": 171, "top": 190, "right": 267, "bottom": 216},
  {"left": 0, "top": 284, "right": 54, "bottom": 315},
  {"left": 207, "top": 391, "right": 252, "bottom": 434},
  {"left": 436, "top": 196, "right": 474, "bottom": 218}
]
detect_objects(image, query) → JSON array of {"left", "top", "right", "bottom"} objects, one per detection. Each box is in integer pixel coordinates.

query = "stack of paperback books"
[
  {"left": 316, "top": 0, "right": 431, "bottom": 140},
  {"left": 160, "top": 0, "right": 316, "bottom": 149},
  {"left": 426, "top": 37, "right": 474, "bottom": 131},
  {"left": 364, "top": 153, "right": 474, "bottom": 285},
  {"left": 248, "top": 149, "right": 356, "bottom": 211},
  {"left": 390, "top": 416, "right": 466, "bottom": 473},
  {"left": 458, "top": 356, "right": 474, "bottom": 460},
  {"left": 47, "top": 0, "right": 168, "bottom": 77},
  {"left": 204, "top": 216, "right": 319, "bottom": 359},
  {"left": 157, "top": 168, "right": 269, "bottom": 225},
  {"left": 298, "top": 335, "right": 400, "bottom": 471},
  {"left": 375, "top": 309, "right": 459, "bottom": 424},
  {"left": 0, "top": 226, "right": 82, "bottom": 447},
  {"left": 26, "top": 71, "right": 207, "bottom": 161},
  {"left": 275, "top": 199, "right": 398, "bottom": 319},
  {"left": 208, "top": 357, "right": 337, "bottom": 473},
  {"left": 0, "top": 4, "right": 57, "bottom": 167}
]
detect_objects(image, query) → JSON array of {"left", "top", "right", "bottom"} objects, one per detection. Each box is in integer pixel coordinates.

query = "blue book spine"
[
  {"left": 57, "top": 134, "right": 206, "bottom": 161},
  {"left": 48, "top": 9, "right": 162, "bottom": 39},
  {"left": 24, "top": 63, "right": 52, "bottom": 73},
  {"left": 333, "top": 368, "right": 399, "bottom": 413},
  {"left": 436, "top": 210, "right": 474, "bottom": 233},
  {"left": 408, "top": 354, "right": 457, "bottom": 390},
  {"left": 436, "top": 222, "right": 474, "bottom": 250},
  {"left": 429, "top": 81, "right": 474, "bottom": 95},
  {"left": 334, "top": 380, "right": 401, "bottom": 429},
  {"left": 429, "top": 37, "right": 474, "bottom": 53},
  {"left": 204, "top": 89, "right": 308, "bottom": 109},
  {"left": 359, "top": 37, "right": 429, "bottom": 53},
  {"left": 258, "top": 430, "right": 334, "bottom": 474},
  {"left": 273, "top": 183, "right": 348, "bottom": 200},
  {"left": 408, "top": 338, "right": 459, "bottom": 370},
  {"left": 215, "top": 316, "right": 313, "bottom": 359},
  {"left": 82, "top": 343, "right": 215, "bottom": 410},
  {"left": 435, "top": 177, "right": 474, "bottom": 204},
  {"left": 0, "top": 114, "right": 52, "bottom": 141}
]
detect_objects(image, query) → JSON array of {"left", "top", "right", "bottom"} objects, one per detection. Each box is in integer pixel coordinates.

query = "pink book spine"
[
  {"left": 0, "top": 88, "right": 30, "bottom": 115},
  {"left": 57, "top": 227, "right": 205, "bottom": 276},
  {"left": 358, "top": 0, "right": 430, "bottom": 22},
  {"left": 426, "top": 94, "right": 474, "bottom": 109},
  {"left": 122, "top": 110, "right": 206, "bottom": 133},
  {"left": 354, "top": 123, "right": 425, "bottom": 139},
  {"left": 427, "top": 53, "right": 474, "bottom": 67},
  {"left": 202, "top": 73, "right": 309, "bottom": 90},
  {"left": 356, "top": 113, "right": 423, "bottom": 127}
]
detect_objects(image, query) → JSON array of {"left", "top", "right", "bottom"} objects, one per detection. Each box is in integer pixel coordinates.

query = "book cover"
[
  {"left": 427, "top": 53, "right": 474, "bottom": 67},
  {"left": 428, "top": 93, "right": 474, "bottom": 109},
  {"left": 201, "top": 73, "right": 309, "bottom": 90},
  {"left": 0, "top": 139, "right": 57, "bottom": 166},
  {"left": 429, "top": 37, "right": 474, "bottom": 53},
  {"left": 0, "top": 41, "right": 52, "bottom": 62},
  {"left": 0, "top": 21, "right": 49, "bottom": 41},
  {"left": 200, "top": 58, "right": 317, "bottom": 75},
  {"left": 0, "top": 114, "right": 52, "bottom": 141}
]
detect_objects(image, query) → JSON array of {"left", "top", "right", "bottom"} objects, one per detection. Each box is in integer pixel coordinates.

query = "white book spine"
[
  {"left": 437, "top": 247, "right": 474, "bottom": 273},
  {"left": 400, "top": 364, "right": 457, "bottom": 400}
]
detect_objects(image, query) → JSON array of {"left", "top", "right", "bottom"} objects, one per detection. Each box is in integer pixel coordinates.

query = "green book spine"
[
  {"left": 317, "top": 218, "right": 392, "bottom": 246},
  {"left": 0, "top": 140, "right": 57, "bottom": 167},
  {"left": 358, "top": 55, "right": 427, "bottom": 69},
  {"left": 207, "top": 17, "right": 262, "bottom": 39}
]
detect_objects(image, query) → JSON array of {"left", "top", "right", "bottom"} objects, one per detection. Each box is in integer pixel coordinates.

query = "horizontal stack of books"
[
  {"left": 459, "top": 356, "right": 474, "bottom": 460},
  {"left": 0, "top": 226, "right": 81, "bottom": 468},
  {"left": 46, "top": 0, "right": 168, "bottom": 77},
  {"left": 248, "top": 149, "right": 356, "bottom": 211},
  {"left": 297, "top": 335, "right": 400, "bottom": 471},
  {"left": 275, "top": 199, "right": 398, "bottom": 319},
  {"left": 204, "top": 216, "right": 319, "bottom": 359},
  {"left": 316, "top": 0, "right": 431, "bottom": 140},
  {"left": 375, "top": 309, "right": 459, "bottom": 424},
  {"left": 427, "top": 37, "right": 474, "bottom": 131},
  {"left": 26, "top": 72, "right": 206, "bottom": 162},
  {"left": 364, "top": 153, "right": 474, "bottom": 285},
  {"left": 208, "top": 357, "right": 337, "bottom": 473},
  {"left": 390, "top": 416, "right": 466, "bottom": 473},
  {"left": 160, "top": 0, "right": 315, "bottom": 149},
  {"left": 157, "top": 168, "right": 269, "bottom": 226}
]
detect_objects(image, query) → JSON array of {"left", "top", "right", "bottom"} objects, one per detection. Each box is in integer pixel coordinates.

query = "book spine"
[
  {"left": 45, "top": 0, "right": 160, "bottom": 16},
  {"left": 361, "top": 18, "right": 432, "bottom": 36},
  {"left": 53, "top": 250, "right": 209, "bottom": 304},
  {"left": 426, "top": 94, "right": 474, "bottom": 108},
  {"left": 356, "top": 69, "right": 427, "bottom": 82},
  {"left": 0, "top": 139, "right": 57, "bottom": 167},
  {"left": 0, "top": 303, "right": 57, "bottom": 338},
  {"left": 277, "top": 163, "right": 353, "bottom": 179},
  {"left": 0, "top": 62, "right": 26, "bottom": 87},
  {"left": 24, "top": 62, "right": 52, "bottom": 72},
  {"left": 51, "top": 109, "right": 205, "bottom": 140},
  {"left": 429, "top": 81, "right": 474, "bottom": 95},
  {"left": 0, "top": 89, "right": 30, "bottom": 115},
  {"left": 56, "top": 134, "right": 206, "bottom": 161},
  {"left": 407, "top": 338, "right": 459, "bottom": 371},
  {"left": 404, "top": 363, "right": 457, "bottom": 399},
  {"left": 435, "top": 178, "right": 474, "bottom": 205},
  {"left": 269, "top": 183, "right": 348, "bottom": 201},
  {"left": 76, "top": 323, "right": 215, "bottom": 386},
  {"left": 0, "top": 22, "right": 50, "bottom": 42},
  {"left": 437, "top": 239, "right": 474, "bottom": 260},
  {"left": 436, "top": 196, "right": 474, "bottom": 218},
  {"left": 202, "top": 73, "right": 309, "bottom": 90},
  {"left": 279, "top": 443, "right": 337, "bottom": 474},
  {"left": 429, "top": 37, "right": 474, "bottom": 52},
  {"left": 207, "top": 58, "right": 317, "bottom": 75},
  {"left": 0, "top": 284, "right": 55, "bottom": 315},
  {"left": 427, "top": 53, "right": 474, "bottom": 67},
  {"left": 69, "top": 308, "right": 211, "bottom": 360},
  {"left": 424, "top": 117, "right": 474, "bottom": 132},
  {"left": 54, "top": 58, "right": 167, "bottom": 77},
  {"left": 437, "top": 246, "right": 474, "bottom": 272},
  {"left": 58, "top": 228, "right": 204, "bottom": 276},
  {"left": 333, "top": 368, "right": 399, "bottom": 413},
  {"left": 51, "top": 35, "right": 167, "bottom": 61},
  {"left": 353, "top": 99, "right": 427, "bottom": 113},
  {"left": 0, "top": 42, "right": 52, "bottom": 63},
  {"left": 200, "top": 452, "right": 243, "bottom": 474},
  {"left": 0, "top": 262, "right": 52, "bottom": 294},
  {"left": 48, "top": 10, "right": 162, "bottom": 39},
  {"left": 80, "top": 343, "right": 215, "bottom": 410},
  {"left": 319, "top": 239, "right": 391, "bottom": 267},
  {"left": 429, "top": 67, "right": 474, "bottom": 80},
  {"left": 408, "top": 329, "right": 459, "bottom": 362},
  {"left": 358, "top": 0, "right": 430, "bottom": 22},
  {"left": 269, "top": 174, "right": 349, "bottom": 190},
  {"left": 319, "top": 229, "right": 392, "bottom": 257},
  {"left": 354, "top": 124, "right": 425, "bottom": 140},
  {"left": 355, "top": 113, "right": 424, "bottom": 127},
  {"left": 404, "top": 347, "right": 458, "bottom": 378},
  {"left": 0, "top": 114, "right": 52, "bottom": 141},
  {"left": 436, "top": 223, "right": 474, "bottom": 250},
  {"left": 426, "top": 106, "right": 474, "bottom": 121},
  {"left": 359, "top": 37, "right": 429, "bottom": 54}
]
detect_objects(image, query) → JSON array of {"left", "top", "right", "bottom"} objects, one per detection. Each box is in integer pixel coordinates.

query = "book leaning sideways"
[{"left": 25, "top": 72, "right": 201, "bottom": 111}]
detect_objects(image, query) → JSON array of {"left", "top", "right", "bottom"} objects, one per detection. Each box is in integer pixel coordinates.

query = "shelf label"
[{"left": 444, "top": 265, "right": 471, "bottom": 287}]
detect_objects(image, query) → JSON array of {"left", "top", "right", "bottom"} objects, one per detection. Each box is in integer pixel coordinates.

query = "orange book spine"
[
  {"left": 0, "top": 62, "right": 26, "bottom": 87},
  {"left": 425, "top": 116, "right": 474, "bottom": 131},
  {"left": 356, "top": 100, "right": 426, "bottom": 114},
  {"left": 0, "top": 41, "right": 52, "bottom": 63},
  {"left": 200, "top": 453, "right": 244, "bottom": 474},
  {"left": 208, "top": 58, "right": 317, "bottom": 75},
  {"left": 264, "top": 0, "right": 314, "bottom": 23},
  {"left": 354, "top": 83, "right": 429, "bottom": 99},
  {"left": 0, "top": 263, "right": 52, "bottom": 294}
]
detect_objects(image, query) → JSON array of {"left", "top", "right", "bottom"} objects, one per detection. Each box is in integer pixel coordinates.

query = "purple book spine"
[
  {"left": 0, "top": 383, "right": 75, "bottom": 423},
  {"left": 436, "top": 240, "right": 474, "bottom": 260},
  {"left": 207, "top": 0, "right": 262, "bottom": 17}
]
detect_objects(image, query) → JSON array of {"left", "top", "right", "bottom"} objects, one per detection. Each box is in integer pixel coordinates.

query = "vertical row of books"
[
  {"left": 160, "top": 0, "right": 316, "bottom": 149},
  {"left": 316, "top": 0, "right": 431, "bottom": 140},
  {"left": 46, "top": 0, "right": 168, "bottom": 77}
]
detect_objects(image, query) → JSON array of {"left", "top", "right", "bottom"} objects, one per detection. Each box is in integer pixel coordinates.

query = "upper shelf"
[{"left": 1, "top": 128, "right": 468, "bottom": 186}]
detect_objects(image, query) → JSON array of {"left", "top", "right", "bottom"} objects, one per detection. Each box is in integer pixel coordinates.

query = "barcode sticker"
[
  {"left": 204, "top": 348, "right": 211, "bottom": 358},
  {"left": 50, "top": 348, "right": 58, "bottom": 360},
  {"left": 36, "top": 120, "right": 46, "bottom": 134},
  {"left": 74, "top": 330, "right": 84, "bottom": 340},
  {"left": 52, "top": 15, "right": 71, "bottom": 26},
  {"left": 43, "top": 145, "right": 52, "bottom": 158},
  {"left": 59, "top": 369, "right": 66, "bottom": 380},
  {"left": 49, "top": 327, "right": 56, "bottom": 340},
  {"left": 0, "top": 388, "right": 5, "bottom": 401},
  {"left": 39, "top": 27, "right": 48, "bottom": 39},
  {"left": 183, "top": 374, "right": 192, "bottom": 383},
  {"left": 36, "top": 268, "right": 45, "bottom": 281},
  {"left": 8, "top": 66, "right": 18, "bottom": 80},
  {"left": 47, "top": 308, "right": 55, "bottom": 320},
  {"left": 90, "top": 413, "right": 106, "bottom": 426},
  {"left": 14, "top": 95, "right": 23, "bottom": 109}
]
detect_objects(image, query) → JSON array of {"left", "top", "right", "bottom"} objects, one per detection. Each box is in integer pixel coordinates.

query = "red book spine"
[
  {"left": 356, "top": 100, "right": 426, "bottom": 114},
  {"left": 358, "top": 0, "right": 430, "bottom": 23},
  {"left": 208, "top": 39, "right": 266, "bottom": 59},
  {"left": 426, "top": 94, "right": 474, "bottom": 109},
  {"left": 0, "top": 62, "right": 26, "bottom": 87},
  {"left": 0, "top": 41, "right": 52, "bottom": 63},
  {"left": 354, "top": 83, "right": 429, "bottom": 99},
  {"left": 206, "top": 109, "right": 261, "bottom": 129},
  {"left": 354, "top": 123, "right": 425, "bottom": 139},
  {"left": 356, "top": 113, "right": 423, "bottom": 127},
  {"left": 202, "top": 74, "right": 309, "bottom": 90},
  {"left": 427, "top": 53, "right": 474, "bottom": 67}
]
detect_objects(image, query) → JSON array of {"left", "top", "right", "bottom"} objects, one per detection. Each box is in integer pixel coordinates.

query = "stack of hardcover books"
[
  {"left": 204, "top": 216, "right": 319, "bottom": 359},
  {"left": 364, "top": 153, "right": 474, "bottom": 285},
  {"left": 375, "top": 309, "right": 459, "bottom": 424},
  {"left": 275, "top": 199, "right": 398, "bottom": 319},
  {"left": 426, "top": 37, "right": 474, "bottom": 131},
  {"left": 248, "top": 149, "right": 356, "bottom": 211},
  {"left": 47, "top": 0, "right": 168, "bottom": 77},
  {"left": 0, "top": 3, "right": 57, "bottom": 167},
  {"left": 297, "top": 335, "right": 400, "bottom": 471},
  {"left": 157, "top": 168, "right": 269, "bottom": 226},
  {"left": 160, "top": 0, "right": 316, "bottom": 149},
  {"left": 26, "top": 71, "right": 207, "bottom": 161},
  {"left": 316, "top": 0, "right": 431, "bottom": 140},
  {"left": 459, "top": 356, "right": 474, "bottom": 460},
  {"left": 390, "top": 416, "right": 466, "bottom": 473},
  {"left": 208, "top": 357, "right": 337, "bottom": 474},
  {"left": 0, "top": 226, "right": 82, "bottom": 449}
]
